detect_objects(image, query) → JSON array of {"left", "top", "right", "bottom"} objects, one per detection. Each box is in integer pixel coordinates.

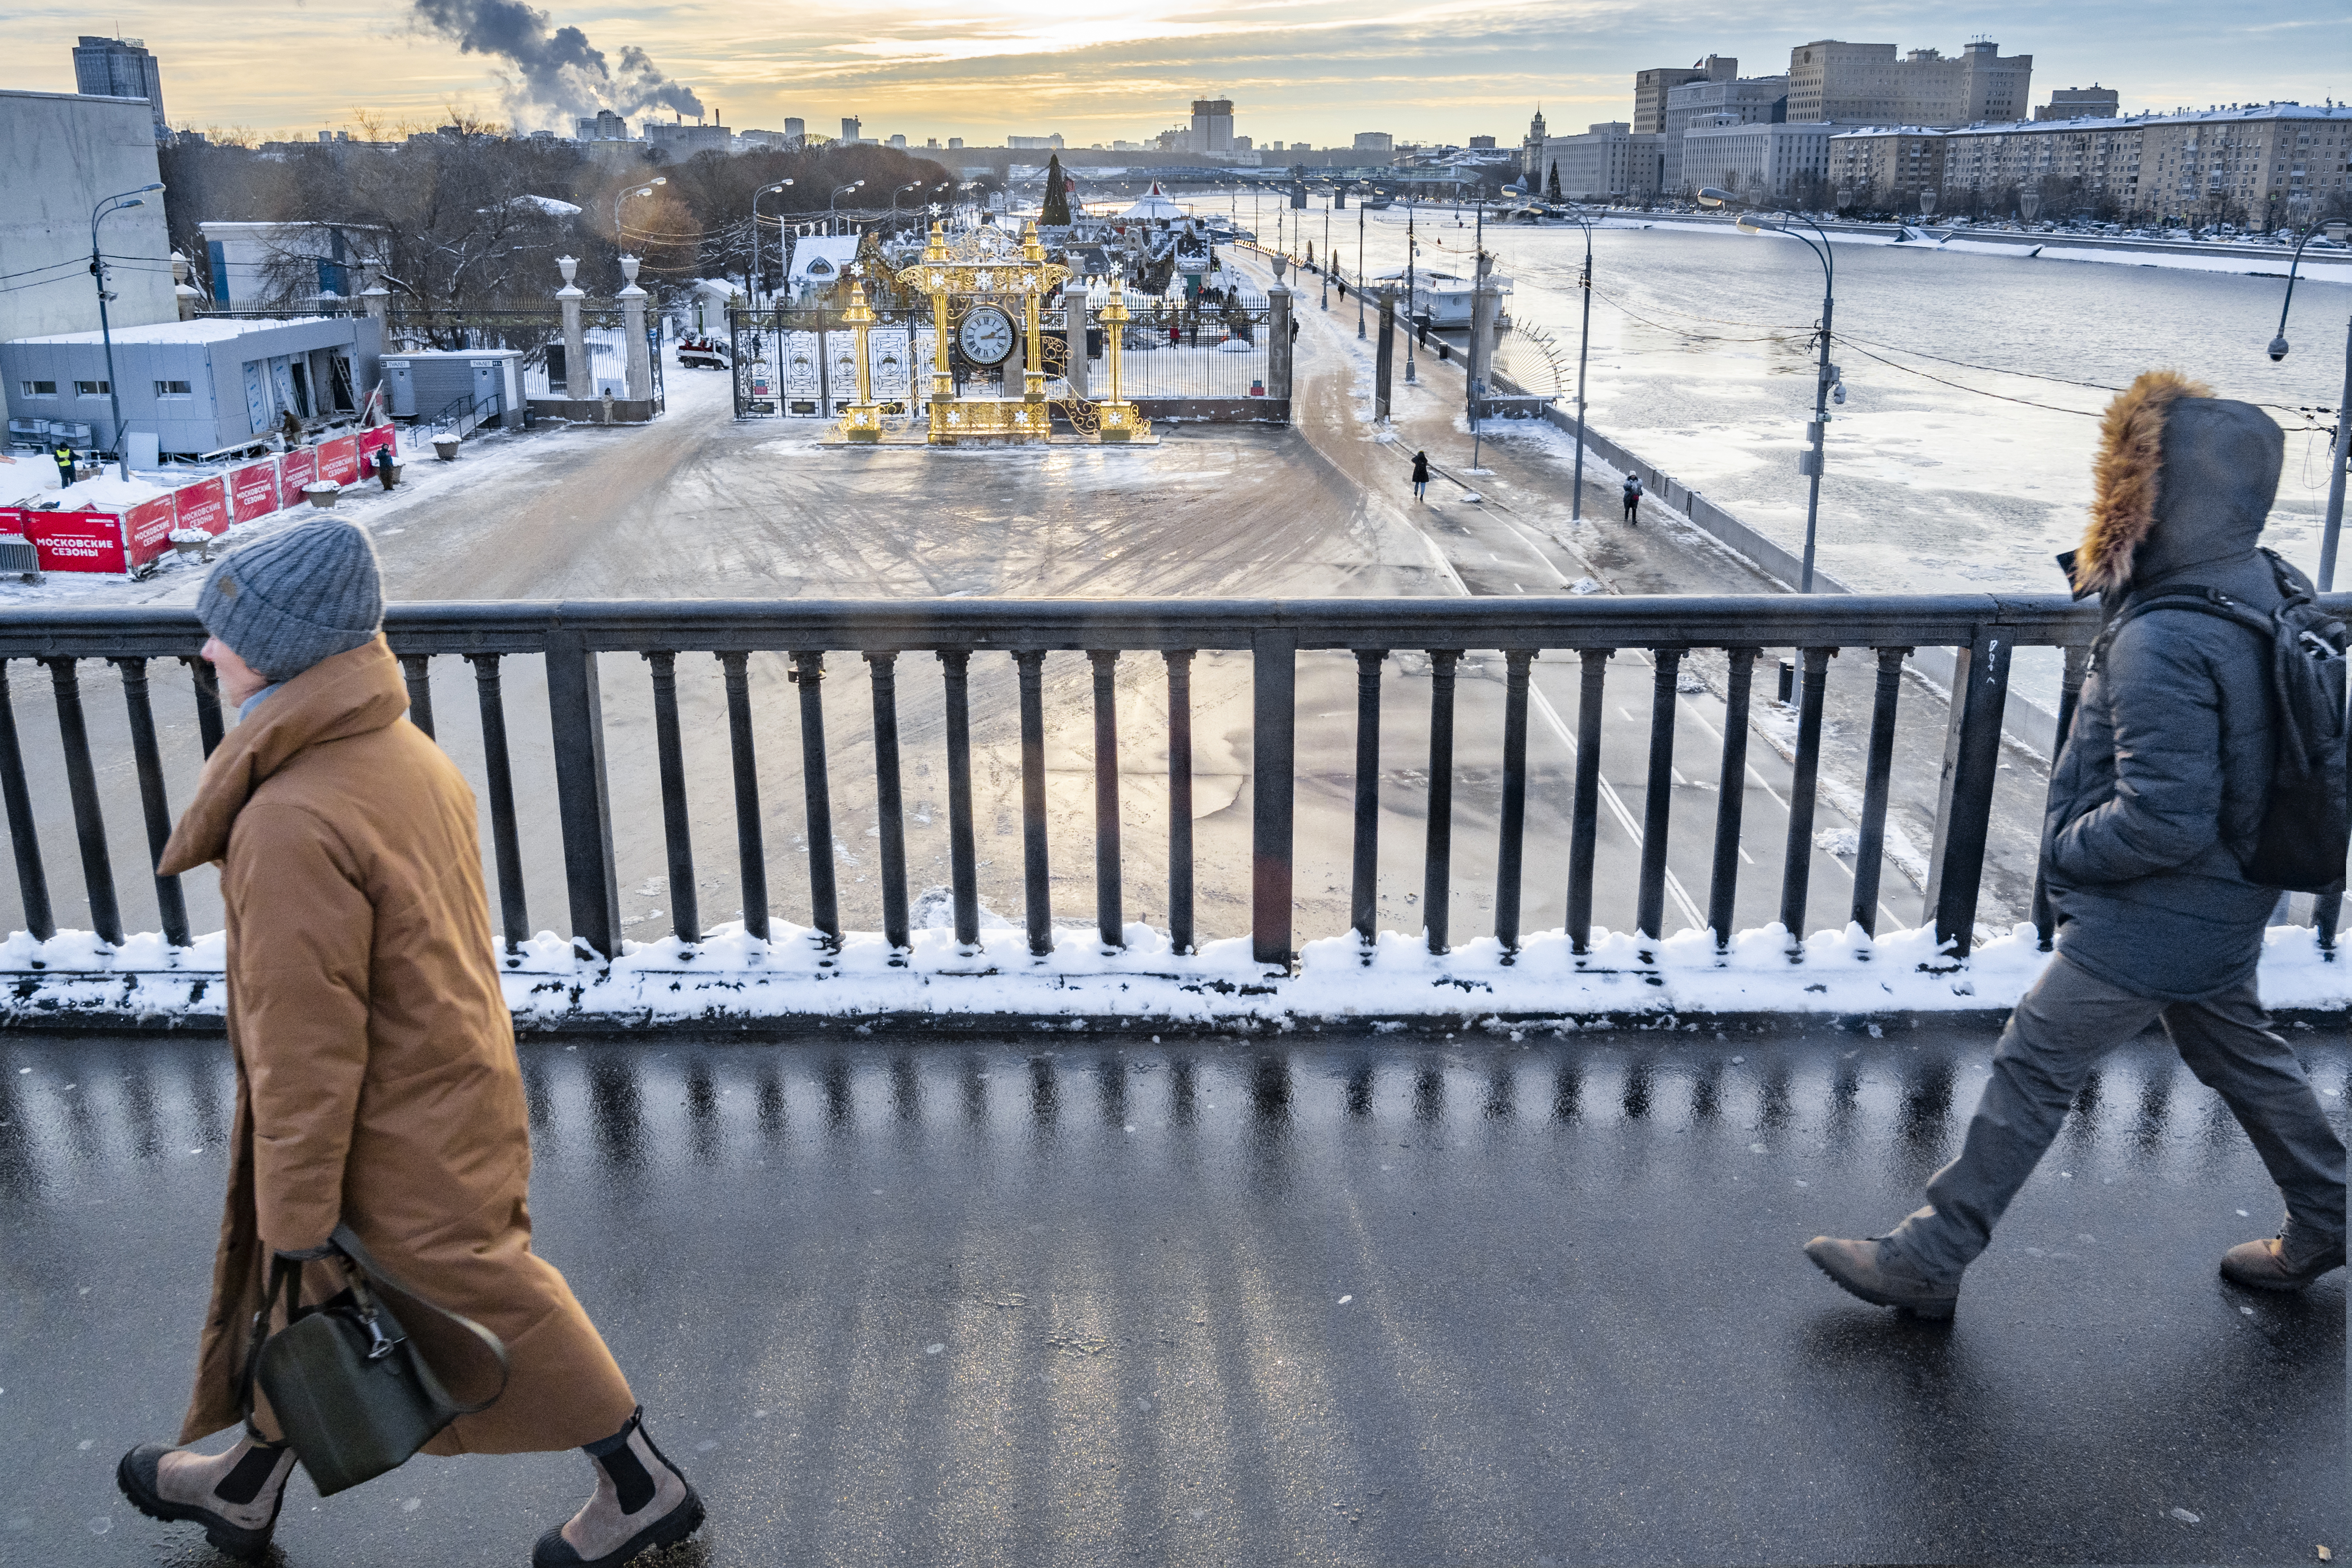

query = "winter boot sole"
[
  {"left": 1804, "top": 1244, "right": 1958, "bottom": 1320},
  {"left": 533, "top": 1487, "right": 706, "bottom": 1568},
  {"left": 115, "top": 1446, "right": 279, "bottom": 1562}
]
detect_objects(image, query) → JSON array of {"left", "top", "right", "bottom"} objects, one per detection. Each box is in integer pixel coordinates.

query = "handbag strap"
[
  {"left": 240, "top": 1254, "right": 305, "bottom": 1445},
  {"left": 328, "top": 1224, "right": 512, "bottom": 1416}
]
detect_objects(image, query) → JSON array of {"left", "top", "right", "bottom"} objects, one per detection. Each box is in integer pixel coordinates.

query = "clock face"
[{"left": 959, "top": 305, "right": 1018, "bottom": 366}]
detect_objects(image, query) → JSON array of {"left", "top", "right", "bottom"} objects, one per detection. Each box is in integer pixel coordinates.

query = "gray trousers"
[{"left": 1891, "top": 951, "right": 2347, "bottom": 1284}]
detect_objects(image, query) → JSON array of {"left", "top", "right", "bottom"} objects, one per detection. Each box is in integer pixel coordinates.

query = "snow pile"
[
  {"left": 49, "top": 473, "right": 169, "bottom": 509},
  {"left": 8, "top": 917, "right": 2347, "bottom": 1028}
]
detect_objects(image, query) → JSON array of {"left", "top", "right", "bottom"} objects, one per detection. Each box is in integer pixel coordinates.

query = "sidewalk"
[{"left": 9, "top": 1025, "right": 2341, "bottom": 1566}]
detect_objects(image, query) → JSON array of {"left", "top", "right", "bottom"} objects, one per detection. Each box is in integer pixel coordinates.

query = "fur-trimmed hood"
[{"left": 2069, "top": 370, "right": 2284, "bottom": 598}]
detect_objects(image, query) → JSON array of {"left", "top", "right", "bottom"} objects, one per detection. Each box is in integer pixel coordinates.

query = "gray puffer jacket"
[{"left": 2041, "top": 387, "right": 2291, "bottom": 1001}]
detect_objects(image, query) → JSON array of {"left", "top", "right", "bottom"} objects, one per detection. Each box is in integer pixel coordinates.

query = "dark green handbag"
[{"left": 242, "top": 1225, "right": 510, "bottom": 1496}]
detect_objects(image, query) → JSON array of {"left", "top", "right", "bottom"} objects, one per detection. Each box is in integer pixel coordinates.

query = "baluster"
[
  {"left": 399, "top": 652, "right": 436, "bottom": 739},
  {"left": 867, "top": 652, "right": 911, "bottom": 955},
  {"left": 939, "top": 652, "right": 981, "bottom": 951},
  {"left": 45, "top": 658, "right": 121, "bottom": 946},
  {"left": 467, "top": 655, "right": 528, "bottom": 954},
  {"left": 2031, "top": 643, "right": 2093, "bottom": 951},
  {"left": 111, "top": 658, "right": 190, "bottom": 948},
  {"left": 1850, "top": 647, "right": 1909, "bottom": 939},
  {"left": 0, "top": 662, "right": 54, "bottom": 941},
  {"left": 1566, "top": 649, "right": 1610, "bottom": 954},
  {"left": 544, "top": 631, "right": 620, "bottom": 961},
  {"left": 1778, "top": 647, "right": 1834, "bottom": 955},
  {"left": 181, "top": 655, "right": 224, "bottom": 757},
  {"left": 1635, "top": 650, "right": 1683, "bottom": 953},
  {"left": 1350, "top": 650, "right": 1386, "bottom": 948},
  {"left": 1930, "top": 629, "right": 2014, "bottom": 959},
  {"left": 717, "top": 652, "right": 769, "bottom": 943},
  {"left": 1088, "top": 651, "right": 1123, "bottom": 950},
  {"left": 643, "top": 652, "right": 701, "bottom": 946},
  {"left": 1251, "top": 628, "right": 1298, "bottom": 970},
  {"left": 1706, "top": 648, "right": 1758, "bottom": 951},
  {"left": 1421, "top": 651, "right": 1460, "bottom": 955},
  {"left": 1013, "top": 651, "right": 1052, "bottom": 958},
  {"left": 1165, "top": 651, "right": 1196, "bottom": 956},
  {"left": 791, "top": 651, "right": 840, "bottom": 952},
  {"left": 1493, "top": 651, "right": 1533, "bottom": 957}
]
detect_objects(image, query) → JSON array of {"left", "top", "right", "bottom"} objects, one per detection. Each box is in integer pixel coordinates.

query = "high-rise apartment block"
[
  {"left": 1632, "top": 56, "right": 1736, "bottom": 134},
  {"left": 71, "top": 35, "right": 166, "bottom": 135},
  {"left": 841, "top": 116, "right": 862, "bottom": 144},
  {"left": 784, "top": 117, "right": 806, "bottom": 142},
  {"left": 1788, "top": 39, "right": 2031, "bottom": 127},
  {"left": 1191, "top": 99, "right": 1235, "bottom": 153}
]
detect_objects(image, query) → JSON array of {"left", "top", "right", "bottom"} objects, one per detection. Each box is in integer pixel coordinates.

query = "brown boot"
[
  {"left": 117, "top": 1433, "right": 295, "bottom": 1561},
  {"left": 2221, "top": 1229, "right": 2347, "bottom": 1291},
  {"left": 532, "top": 1407, "right": 704, "bottom": 1568},
  {"left": 1803, "top": 1235, "right": 1960, "bottom": 1319}
]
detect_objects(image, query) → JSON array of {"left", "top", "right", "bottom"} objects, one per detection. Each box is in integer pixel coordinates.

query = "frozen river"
[{"left": 1240, "top": 198, "right": 2352, "bottom": 598}]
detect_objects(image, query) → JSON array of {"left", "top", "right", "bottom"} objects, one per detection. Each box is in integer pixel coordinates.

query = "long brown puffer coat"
[{"left": 159, "top": 636, "right": 636, "bottom": 1454}]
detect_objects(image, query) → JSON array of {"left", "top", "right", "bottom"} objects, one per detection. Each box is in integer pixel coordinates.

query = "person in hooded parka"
[{"left": 1805, "top": 371, "right": 2347, "bottom": 1318}]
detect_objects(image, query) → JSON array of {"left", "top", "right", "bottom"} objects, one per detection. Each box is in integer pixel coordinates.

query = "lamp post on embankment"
[{"left": 2267, "top": 217, "right": 2352, "bottom": 589}]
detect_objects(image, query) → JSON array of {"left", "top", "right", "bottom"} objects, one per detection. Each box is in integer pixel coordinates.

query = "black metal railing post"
[
  {"left": 643, "top": 651, "right": 701, "bottom": 946},
  {"left": 2030, "top": 643, "right": 2092, "bottom": 950},
  {"left": 1706, "top": 648, "right": 1758, "bottom": 950},
  {"left": 1493, "top": 650, "right": 1534, "bottom": 957},
  {"left": 1931, "top": 629, "right": 2014, "bottom": 959},
  {"left": 44, "top": 658, "right": 122, "bottom": 947},
  {"left": 1777, "top": 647, "right": 1834, "bottom": 955},
  {"left": 791, "top": 651, "right": 841, "bottom": 951},
  {"left": 1014, "top": 651, "right": 1053, "bottom": 957},
  {"left": 0, "top": 662, "right": 54, "bottom": 942},
  {"left": 1350, "top": 650, "right": 1385, "bottom": 949},
  {"left": 866, "top": 652, "right": 911, "bottom": 956},
  {"left": 467, "top": 655, "right": 528, "bottom": 954},
  {"left": 1421, "top": 650, "right": 1460, "bottom": 954},
  {"left": 1088, "top": 651, "right": 1124, "bottom": 950},
  {"left": 399, "top": 653, "right": 436, "bottom": 740},
  {"left": 181, "top": 655, "right": 224, "bottom": 758},
  {"left": 1566, "top": 649, "right": 1610, "bottom": 954},
  {"left": 717, "top": 652, "right": 769, "bottom": 943},
  {"left": 110, "top": 658, "right": 190, "bottom": 948},
  {"left": 1252, "top": 628, "right": 1298, "bottom": 969},
  {"left": 1165, "top": 652, "right": 1196, "bottom": 956},
  {"left": 1849, "top": 647, "right": 1909, "bottom": 938},
  {"left": 543, "top": 631, "right": 620, "bottom": 960},
  {"left": 1635, "top": 651, "right": 1683, "bottom": 954},
  {"left": 939, "top": 651, "right": 982, "bottom": 951}
]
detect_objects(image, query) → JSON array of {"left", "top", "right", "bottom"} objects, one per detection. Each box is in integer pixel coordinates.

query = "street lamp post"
[
  {"left": 891, "top": 180, "right": 923, "bottom": 231},
  {"left": 1321, "top": 207, "right": 1330, "bottom": 310},
  {"left": 90, "top": 182, "right": 164, "bottom": 480},
  {"left": 1357, "top": 200, "right": 1367, "bottom": 338},
  {"left": 1700, "top": 186, "right": 1837, "bottom": 592},
  {"left": 750, "top": 179, "right": 794, "bottom": 309},
  {"left": 2268, "top": 218, "right": 2352, "bottom": 589},
  {"left": 1403, "top": 198, "right": 1418, "bottom": 384},
  {"left": 612, "top": 176, "right": 667, "bottom": 255},
  {"left": 830, "top": 180, "right": 867, "bottom": 236},
  {"left": 1567, "top": 217, "right": 1596, "bottom": 522}
]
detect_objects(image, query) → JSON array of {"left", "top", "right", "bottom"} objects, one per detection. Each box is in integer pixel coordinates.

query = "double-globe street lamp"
[
  {"left": 750, "top": 179, "right": 794, "bottom": 309},
  {"left": 1699, "top": 186, "right": 1839, "bottom": 592},
  {"left": 830, "top": 180, "right": 867, "bottom": 236},
  {"left": 2268, "top": 211, "right": 2352, "bottom": 588},
  {"left": 1561, "top": 215, "right": 1597, "bottom": 522},
  {"left": 90, "top": 181, "right": 164, "bottom": 480}
]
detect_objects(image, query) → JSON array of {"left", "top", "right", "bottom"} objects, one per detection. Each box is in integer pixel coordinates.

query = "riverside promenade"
[{"left": 5, "top": 1021, "right": 2342, "bottom": 1566}]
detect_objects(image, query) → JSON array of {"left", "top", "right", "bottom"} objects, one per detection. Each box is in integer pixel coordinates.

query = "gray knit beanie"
[{"left": 196, "top": 521, "right": 383, "bottom": 682}]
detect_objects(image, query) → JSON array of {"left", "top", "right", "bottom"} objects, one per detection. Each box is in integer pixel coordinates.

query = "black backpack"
[{"left": 2106, "top": 549, "right": 2350, "bottom": 893}]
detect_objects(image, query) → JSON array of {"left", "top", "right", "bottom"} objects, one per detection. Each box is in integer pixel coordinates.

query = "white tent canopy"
[{"left": 1118, "top": 182, "right": 1184, "bottom": 222}]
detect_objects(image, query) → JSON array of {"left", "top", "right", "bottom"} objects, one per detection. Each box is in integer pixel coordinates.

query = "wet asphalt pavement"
[{"left": 3, "top": 1023, "right": 2343, "bottom": 1566}]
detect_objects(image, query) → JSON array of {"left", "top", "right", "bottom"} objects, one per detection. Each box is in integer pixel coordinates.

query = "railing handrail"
[{"left": 0, "top": 592, "right": 2154, "bottom": 660}]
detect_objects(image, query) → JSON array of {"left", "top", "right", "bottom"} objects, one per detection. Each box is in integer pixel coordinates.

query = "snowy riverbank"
[{"left": 8, "top": 917, "right": 2347, "bottom": 1030}]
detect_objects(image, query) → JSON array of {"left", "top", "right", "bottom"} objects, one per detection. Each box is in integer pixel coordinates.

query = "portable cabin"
[{"left": 379, "top": 350, "right": 523, "bottom": 425}]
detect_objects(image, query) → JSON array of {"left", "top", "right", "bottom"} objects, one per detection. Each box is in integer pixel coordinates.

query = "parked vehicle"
[{"left": 677, "top": 336, "right": 731, "bottom": 371}]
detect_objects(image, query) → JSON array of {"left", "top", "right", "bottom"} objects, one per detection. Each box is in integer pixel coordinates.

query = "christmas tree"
[{"left": 1042, "top": 154, "right": 1071, "bottom": 226}]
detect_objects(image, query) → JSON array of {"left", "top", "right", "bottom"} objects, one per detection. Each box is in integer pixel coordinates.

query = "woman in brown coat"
[{"left": 114, "top": 520, "right": 704, "bottom": 1567}]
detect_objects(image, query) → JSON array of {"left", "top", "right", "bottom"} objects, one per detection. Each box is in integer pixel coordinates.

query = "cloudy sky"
[{"left": 15, "top": 0, "right": 2345, "bottom": 147}]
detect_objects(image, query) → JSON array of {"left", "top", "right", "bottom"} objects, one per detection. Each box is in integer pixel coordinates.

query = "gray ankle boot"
[
  {"left": 532, "top": 1407, "right": 705, "bottom": 1568},
  {"left": 117, "top": 1432, "right": 296, "bottom": 1561}
]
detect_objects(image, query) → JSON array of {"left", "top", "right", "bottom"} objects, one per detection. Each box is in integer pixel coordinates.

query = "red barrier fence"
[{"left": 6, "top": 428, "right": 409, "bottom": 575}]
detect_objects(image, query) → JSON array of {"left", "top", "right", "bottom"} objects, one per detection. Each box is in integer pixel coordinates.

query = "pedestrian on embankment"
[
  {"left": 1806, "top": 370, "right": 2348, "bottom": 1319},
  {"left": 1411, "top": 449, "right": 1430, "bottom": 502},
  {"left": 117, "top": 520, "right": 705, "bottom": 1567},
  {"left": 1621, "top": 473, "right": 1642, "bottom": 524}
]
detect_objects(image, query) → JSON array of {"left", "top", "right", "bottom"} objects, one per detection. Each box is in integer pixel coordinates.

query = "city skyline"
[{"left": 10, "top": 0, "right": 2347, "bottom": 149}]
